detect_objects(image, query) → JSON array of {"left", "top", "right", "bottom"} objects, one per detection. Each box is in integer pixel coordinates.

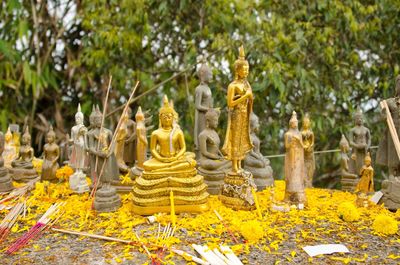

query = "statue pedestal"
[
  {"left": 341, "top": 176, "right": 359, "bottom": 192},
  {"left": 197, "top": 167, "right": 224, "bottom": 195},
  {"left": 0, "top": 167, "right": 14, "bottom": 192},
  {"left": 132, "top": 169, "right": 209, "bottom": 215},
  {"left": 69, "top": 171, "right": 89, "bottom": 193},
  {"left": 94, "top": 185, "right": 121, "bottom": 212},
  {"left": 380, "top": 177, "right": 400, "bottom": 210},
  {"left": 10, "top": 168, "right": 38, "bottom": 182},
  {"left": 244, "top": 165, "right": 274, "bottom": 191},
  {"left": 219, "top": 170, "right": 256, "bottom": 211}
]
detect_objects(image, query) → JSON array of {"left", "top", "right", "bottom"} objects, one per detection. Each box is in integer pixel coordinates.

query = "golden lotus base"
[{"left": 132, "top": 202, "right": 209, "bottom": 216}]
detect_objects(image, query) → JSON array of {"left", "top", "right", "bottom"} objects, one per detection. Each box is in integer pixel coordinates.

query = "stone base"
[
  {"left": 341, "top": 177, "right": 359, "bottom": 192},
  {"left": 380, "top": 178, "right": 400, "bottom": 210},
  {"left": 69, "top": 171, "right": 89, "bottom": 193},
  {"left": 244, "top": 166, "right": 274, "bottom": 191},
  {"left": 0, "top": 168, "right": 14, "bottom": 192},
  {"left": 94, "top": 185, "right": 121, "bottom": 212},
  {"left": 111, "top": 180, "right": 134, "bottom": 193},
  {"left": 130, "top": 166, "right": 143, "bottom": 178},
  {"left": 284, "top": 191, "right": 307, "bottom": 205},
  {"left": 219, "top": 170, "right": 256, "bottom": 211},
  {"left": 10, "top": 168, "right": 38, "bottom": 182},
  {"left": 197, "top": 167, "right": 225, "bottom": 195},
  {"left": 132, "top": 202, "right": 209, "bottom": 216}
]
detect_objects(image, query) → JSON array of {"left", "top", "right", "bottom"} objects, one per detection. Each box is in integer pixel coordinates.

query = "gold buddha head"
[
  {"left": 205, "top": 108, "right": 220, "bottom": 129},
  {"left": 302, "top": 113, "right": 311, "bottom": 130},
  {"left": 159, "top": 95, "right": 175, "bottom": 129},
  {"left": 364, "top": 152, "right": 372, "bottom": 166},
  {"left": 198, "top": 60, "right": 212, "bottom": 84},
  {"left": 250, "top": 112, "right": 260, "bottom": 133},
  {"left": 5, "top": 127, "right": 12, "bottom": 143},
  {"left": 22, "top": 126, "right": 31, "bottom": 145},
  {"left": 75, "top": 103, "right": 84, "bottom": 125},
  {"left": 354, "top": 106, "right": 363, "bottom": 126},
  {"left": 46, "top": 125, "right": 56, "bottom": 144},
  {"left": 340, "top": 134, "right": 349, "bottom": 152},
  {"left": 289, "top": 111, "right": 298, "bottom": 129},
  {"left": 135, "top": 106, "right": 145, "bottom": 122},
  {"left": 234, "top": 45, "right": 249, "bottom": 80}
]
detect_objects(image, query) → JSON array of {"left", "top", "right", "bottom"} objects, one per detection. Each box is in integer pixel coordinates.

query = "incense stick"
[{"left": 213, "top": 210, "right": 239, "bottom": 244}]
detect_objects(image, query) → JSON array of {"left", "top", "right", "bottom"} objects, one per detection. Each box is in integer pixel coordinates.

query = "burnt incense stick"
[{"left": 213, "top": 210, "right": 239, "bottom": 244}]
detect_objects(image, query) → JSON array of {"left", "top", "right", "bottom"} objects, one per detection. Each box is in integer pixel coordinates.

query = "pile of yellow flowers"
[
  {"left": 1, "top": 171, "right": 399, "bottom": 264},
  {"left": 55, "top": 165, "right": 74, "bottom": 181}
]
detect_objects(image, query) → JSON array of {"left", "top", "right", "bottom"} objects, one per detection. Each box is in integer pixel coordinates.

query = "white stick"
[
  {"left": 202, "top": 245, "right": 227, "bottom": 265},
  {"left": 219, "top": 245, "right": 243, "bottom": 265},
  {"left": 212, "top": 248, "right": 230, "bottom": 265},
  {"left": 171, "top": 248, "right": 210, "bottom": 265},
  {"left": 192, "top": 244, "right": 226, "bottom": 265}
]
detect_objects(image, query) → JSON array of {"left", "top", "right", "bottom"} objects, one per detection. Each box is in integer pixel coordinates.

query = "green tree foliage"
[{"left": 1, "top": 0, "right": 400, "bottom": 185}]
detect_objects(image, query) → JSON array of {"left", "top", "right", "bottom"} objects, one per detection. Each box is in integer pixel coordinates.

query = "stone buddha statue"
[
  {"left": 349, "top": 107, "right": 371, "bottom": 175},
  {"left": 197, "top": 108, "right": 231, "bottom": 194},
  {"left": 0, "top": 131, "right": 14, "bottom": 192},
  {"left": 194, "top": 61, "right": 213, "bottom": 156},
  {"left": 41, "top": 125, "right": 60, "bottom": 182},
  {"left": 123, "top": 107, "right": 137, "bottom": 168},
  {"left": 87, "top": 105, "right": 121, "bottom": 212},
  {"left": 244, "top": 112, "right": 274, "bottom": 191},
  {"left": 10, "top": 127, "right": 38, "bottom": 182},
  {"left": 3, "top": 127, "right": 17, "bottom": 169},
  {"left": 69, "top": 104, "right": 89, "bottom": 193},
  {"left": 132, "top": 95, "right": 209, "bottom": 215},
  {"left": 339, "top": 134, "right": 358, "bottom": 191}
]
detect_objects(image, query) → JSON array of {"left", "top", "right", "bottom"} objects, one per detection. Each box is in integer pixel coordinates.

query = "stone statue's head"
[
  {"left": 75, "top": 103, "right": 84, "bottom": 125},
  {"left": 197, "top": 61, "right": 212, "bottom": 84},
  {"left": 205, "top": 108, "right": 220, "bottom": 129},
  {"left": 46, "top": 125, "right": 56, "bottom": 144},
  {"left": 250, "top": 112, "right": 260, "bottom": 133},
  {"left": 159, "top": 95, "right": 175, "bottom": 129},
  {"left": 22, "top": 126, "right": 31, "bottom": 145},
  {"left": 354, "top": 107, "right": 363, "bottom": 126},
  {"left": 234, "top": 45, "right": 249, "bottom": 80},
  {"left": 289, "top": 111, "right": 298, "bottom": 129},
  {"left": 90, "top": 105, "right": 102, "bottom": 127},
  {"left": 340, "top": 134, "right": 349, "bottom": 152}
]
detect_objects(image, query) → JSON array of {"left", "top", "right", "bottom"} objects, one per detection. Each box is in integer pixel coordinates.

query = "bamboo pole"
[{"left": 380, "top": 100, "right": 400, "bottom": 160}]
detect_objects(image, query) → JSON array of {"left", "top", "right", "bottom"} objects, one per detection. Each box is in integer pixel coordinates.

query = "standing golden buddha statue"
[
  {"left": 131, "top": 106, "right": 147, "bottom": 176},
  {"left": 219, "top": 45, "right": 257, "bottom": 210},
  {"left": 132, "top": 96, "right": 209, "bottom": 215},
  {"left": 301, "top": 113, "right": 315, "bottom": 188}
]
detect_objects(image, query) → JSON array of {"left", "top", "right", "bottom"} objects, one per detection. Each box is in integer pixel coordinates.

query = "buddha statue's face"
[
  {"left": 303, "top": 118, "right": 310, "bottom": 130},
  {"left": 290, "top": 120, "right": 298, "bottom": 129},
  {"left": 47, "top": 134, "right": 55, "bottom": 144},
  {"left": 354, "top": 115, "right": 363, "bottom": 126},
  {"left": 5, "top": 133, "right": 12, "bottom": 142},
  {"left": 341, "top": 143, "right": 349, "bottom": 153},
  {"left": 236, "top": 63, "right": 249, "bottom": 79},
  {"left": 207, "top": 114, "right": 219, "bottom": 129},
  {"left": 200, "top": 69, "right": 212, "bottom": 83},
  {"left": 75, "top": 115, "right": 83, "bottom": 125},
  {"left": 160, "top": 113, "right": 173, "bottom": 129},
  {"left": 365, "top": 158, "right": 371, "bottom": 166},
  {"left": 22, "top": 135, "right": 30, "bottom": 145},
  {"left": 93, "top": 116, "right": 102, "bottom": 128}
]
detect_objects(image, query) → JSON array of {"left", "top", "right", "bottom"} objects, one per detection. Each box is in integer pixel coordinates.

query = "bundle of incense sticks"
[
  {"left": 6, "top": 202, "right": 65, "bottom": 254},
  {"left": 0, "top": 178, "right": 38, "bottom": 210},
  {"left": 0, "top": 202, "right": 25, "bottom": 243}
]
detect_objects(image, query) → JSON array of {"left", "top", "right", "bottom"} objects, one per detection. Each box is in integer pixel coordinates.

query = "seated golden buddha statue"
[
  {"left": 10, "top": 127, "right": 38, "bottom": 182},
  {"left": 132, "top": 95, "right": 209, "bottom": 215}
]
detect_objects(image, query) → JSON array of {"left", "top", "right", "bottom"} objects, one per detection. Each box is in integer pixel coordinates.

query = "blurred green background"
[{"left": 1, "top": 0, "right": 400, "bottom": 188}]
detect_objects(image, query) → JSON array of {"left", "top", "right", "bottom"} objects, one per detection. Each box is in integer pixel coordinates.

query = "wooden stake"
[{"left": 380, "top": 100, "right": 400, "bottom": 160}]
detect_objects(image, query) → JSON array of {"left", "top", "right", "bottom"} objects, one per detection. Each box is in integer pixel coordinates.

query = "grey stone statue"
[
  {"left": 123, "top": 107, "right": 136, "bottom": 167},
  {"left": 348, "top": 107, "right": 371, "bottom": 175},
  {"left": 194, "top": 61, "right": 213, "bottom": 156},
  {"left": 197, "top": 108, "right": 230, "bottom": 194},
  {"left": 244, "top": 112, "right": 274, "bottom": 190},
  {"left": 339, "top": 134, "right": 358, "bottom": 191},
  {"left": 87, "top": 105, "right": 121, "bottom": 212},
  {"left": 0, "top": 131, "right": 14, "bottom": 192}
]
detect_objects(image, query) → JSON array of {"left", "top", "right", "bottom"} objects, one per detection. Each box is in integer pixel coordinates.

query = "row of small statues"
[{"left": 0, "top": 45, "right": 399, "bottom": 214}]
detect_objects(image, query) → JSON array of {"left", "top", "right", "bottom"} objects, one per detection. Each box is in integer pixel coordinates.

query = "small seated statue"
[
  {"left": 3, "top": 127, "right": 17, "bottom": 169},
  {"left": 339, "top": 134, "right": 358, "bottom": 191},
  {"left": 197, "top": 108, "right": 231, "bottom": 194},
  {"left": 244, "top": 112, "right": 274, "bottom": 190},
  {"left": 41, "top": 126, "right": 60, "bottom": 182},
  {"left": 10, "top": 127, "right": 38, "bottom": 182},
  {"left": 132, "top": 95, "right": 209, "bottom": 215},
  {"left": 356, "top": 152, "right": 374, "bottom": 194},
  {"left": 0, "top": 131, "right": 14, "bottom": 192}
]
